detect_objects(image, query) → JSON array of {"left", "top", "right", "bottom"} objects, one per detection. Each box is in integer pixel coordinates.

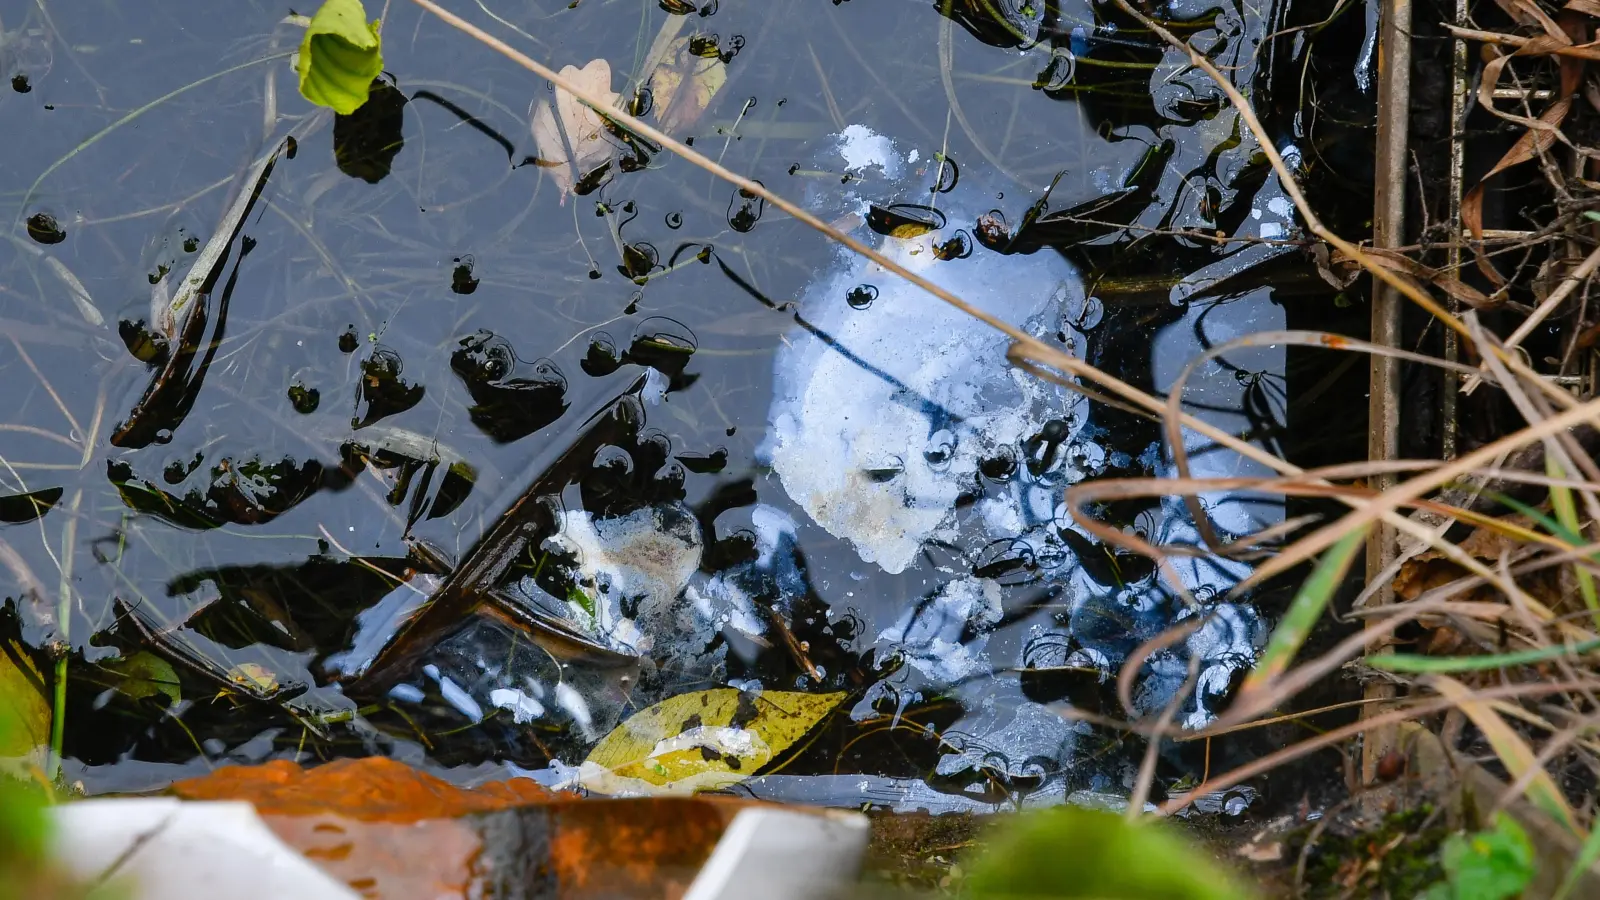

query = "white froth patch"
[
  {"left": 878, "top": 577, "right": 1004, "bottom": 682},
  {"left": 769, "top": 219, "right": 1085, "bottom": 573},
  {"left": 490, "top": 687, "right": 545, "bottom": 723},
  {"left": 555, "top": 503, "right": 704, "bottom": 652},
  {"left": 836, "top": 124, "right": 901, "bottom": 176}
]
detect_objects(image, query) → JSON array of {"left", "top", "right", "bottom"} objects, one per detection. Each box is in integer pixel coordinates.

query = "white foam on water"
[
  {"left": 767, "top": 213, "right": 1086, "bottom": 574},
  {"left": 878, "top": 576, "right": 1004, "bottom": 682},
  {"left": 836, "top": 124, "right": 902, "bottom": 176},
  {"left": 552, "top": 502, "right": 704, "bottom": 653}
]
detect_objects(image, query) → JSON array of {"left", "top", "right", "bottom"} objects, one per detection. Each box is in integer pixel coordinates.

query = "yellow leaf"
[
  {"left": 648, "top": 37, "right": 726, "bottom": 137},
  {"left": 0, "top": 642, "right": 49, "bottom": 760},
  {"left": 228, "top": 663, "right": 279, "bottom": 694},
  {"left": 581, "top": 688, "right": 845, "bottom": 795}
]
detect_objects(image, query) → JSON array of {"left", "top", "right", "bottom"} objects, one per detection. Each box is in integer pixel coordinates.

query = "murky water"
[{"left": 0, "top": 0, "right": 1374, "bottom": 807}]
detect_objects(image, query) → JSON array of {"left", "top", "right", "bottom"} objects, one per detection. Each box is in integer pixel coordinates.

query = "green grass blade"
[
  {"left": 1555, "top": 821, "right": 1600, "bottom": 900},
  {"left": 1486, "top": 489, "right": 1582, "bottom": 545},
  {"left": 1546, "top": 459, "right": 1600, "bottom": 629},
  {"left": 1241, "top": 526, "right": 1366, "bottom": 693},
  {"left": 1367, "top": 637, "right": 1600, "bottom": 673}
]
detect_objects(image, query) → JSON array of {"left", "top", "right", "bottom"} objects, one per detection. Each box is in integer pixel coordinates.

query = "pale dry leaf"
[
  {"left": 529, "top": 99, "right": 567, "bottom": 192},
  {"left": 530, "top": 58, "right": 622, "bottom": 199}
]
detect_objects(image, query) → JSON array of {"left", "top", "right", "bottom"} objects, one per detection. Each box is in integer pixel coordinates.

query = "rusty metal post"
[{"left": 1364, "top": 0, "right": 1413, "bottom": 786}]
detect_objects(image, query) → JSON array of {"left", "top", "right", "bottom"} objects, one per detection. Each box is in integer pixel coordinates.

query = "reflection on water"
[{"left": 0, "top": 0, "right": 1371, "bottom": 805}]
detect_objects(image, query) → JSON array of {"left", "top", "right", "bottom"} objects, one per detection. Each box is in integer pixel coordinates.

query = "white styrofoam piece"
[
  {"left": 684, "top": 807, "right": 870, "bottom": 900},
  {"left": 49, "top": 798, "right": 358, "bottom": 900}
]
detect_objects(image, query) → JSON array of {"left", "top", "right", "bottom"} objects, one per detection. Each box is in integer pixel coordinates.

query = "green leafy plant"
[
  {"left": 296, "top": 0, "right": 383, "bottom": 114},
  {"left": 962, "top": 805, "right": 1256, "bottom": 900},
  {"left": 1423, "top": 814, "right": 1535, "bottom": 900}
]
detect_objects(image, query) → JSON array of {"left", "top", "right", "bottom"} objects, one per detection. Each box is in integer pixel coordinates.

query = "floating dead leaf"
[
  {"left": 226, "top": 662, "right": 280, "bottom": 694},
  {"left": 1393, "top": 513, "right": 1564, "bottom": 611},
  {"left": 581, "top": 688, "right": 846, "bottom": 795},
  {"left": 647, "top": 35, "right": 727, "bottom": 137},
  {"left": 530, "top": 58, "right": 622, "bottom": 199}
]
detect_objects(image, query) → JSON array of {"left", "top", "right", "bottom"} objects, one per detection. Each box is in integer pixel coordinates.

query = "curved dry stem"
[
  {"left": 1128, "top": 653, "right": 1200, "bottom": 819},
  {"left": 1232, "top": 395, "right": 1600, "bottom": 596},
  {"left": 1158, "top": 679, "right": 1600, "bottom": 816},
  {"left": 1116, "top": 617, "right": 1203, "bottom": 718},
  {"left": 14, "top": 51, "right": 295, "bottom": 231},
  {"left": 1161, "top": 330, "right": 1492, "bottom": 555}
]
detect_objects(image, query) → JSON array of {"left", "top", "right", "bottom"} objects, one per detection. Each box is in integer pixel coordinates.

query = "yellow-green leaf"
[
  {"left": 227, "top": 663, "right": 280, "bottom": 695},
  {"left": 103, "top": 651, "right": 181, "bottom": 709},
  {"left": 0, "top": 642, "right": 49, "bottom": 760},
  {"left": 649, "top": 37, "right": 726, "bottom": 136},
  {"left": 580, "top": 688, "right": 845, "bottom": 795},
  {"left": 296, "top": 0, "right": 383, "bottom": 115}
]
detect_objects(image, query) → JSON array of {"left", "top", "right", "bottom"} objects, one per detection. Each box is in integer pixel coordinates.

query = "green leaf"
[
  {"left": 580, "top": 688, "right": 845, "bottom": 795},
  {"left": 103, "top": 651, "right": 181, "bottom": 709},
  {"left": 1427, "top": 814, "right": 1535, "bottom": 900},
  {"left": 0, "top": 641, "right": 49, "bottom": 760},
  {"left": 565, "top": 584, "right": 597, "bottom": 623},
  {"left": 1546, "top": 459, "right": 1600, "bottom": 629},
  {"left": 295, "top": 0, "right": 383, "bottom": 115},
  {"left": 0, "top": 753, "right": 50, "bottom": 890},
  {"left": 964, "top": 805, "right": 1255, "bottom": 900}
]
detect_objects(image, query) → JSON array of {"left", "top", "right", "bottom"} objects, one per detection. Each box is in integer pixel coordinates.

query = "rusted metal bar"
[{"left": 1364, "top": 0, "right": 1413, "bottom": 786}]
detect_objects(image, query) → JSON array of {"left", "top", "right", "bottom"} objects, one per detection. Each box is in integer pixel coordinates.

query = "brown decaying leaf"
[
  {"left": 1390, "top": 511, "right": 1580, "bottom": 651},
  {"left": 530, "top": 58, "right": 622, "bottom": 199},
  {"left": 1461, "top": 12, "right": 1588, "bottom": 287},
  {"left": 1332, "top": 245, "right": 1498, "bottom": 309}
]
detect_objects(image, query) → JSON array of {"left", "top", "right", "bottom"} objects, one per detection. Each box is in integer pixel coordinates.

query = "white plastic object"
[
  {"left": 49, "top": 798, "right": 358, "bottom": 900},
  {"left": 685, "top": 807, "right": 871, "bottom": 900}
]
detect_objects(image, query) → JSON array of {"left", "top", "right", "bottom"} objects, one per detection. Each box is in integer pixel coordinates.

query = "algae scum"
[{"left": 0, "top": 0, "right": 1373, "bottom": 808}]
